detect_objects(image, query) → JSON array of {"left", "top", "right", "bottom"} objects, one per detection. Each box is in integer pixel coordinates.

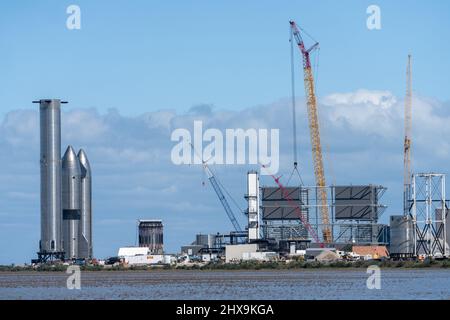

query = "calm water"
[{"left": 0, "top": 269, "right": 449, "bottom": 300}]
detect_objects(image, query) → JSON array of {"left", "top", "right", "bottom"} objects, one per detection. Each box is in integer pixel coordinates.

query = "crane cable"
[
  {"left": 290, "top": 26, "right": 298, "bottom": 169},
  {"left": 192, "top": 140, "right": 245, "bottom": 220},
  {"left": 214, "top": 168, "right": 245, "bottom": 216},
  {"left": 309, "top": 37, "right": 337, "bottom": 187},
  {"left": 287, "top": 165, "right": 304, "bottom": 186},
  {"left": 288, "top": 25, "right": 304, "bottom": 187},
  {"left": 298, "top": 25, "right": 318, "bottom": 44}
]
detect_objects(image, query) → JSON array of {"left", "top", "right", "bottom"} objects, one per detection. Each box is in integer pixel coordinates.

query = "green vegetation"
[
  {"left": 0, "top": 264, "right": 68, "bottom": 272},
  {"left": 1, "top": 259, "right": 450, "bottom": 272},
  {"left": 176, "top": 259, "right": 450, "bottom": 270}
]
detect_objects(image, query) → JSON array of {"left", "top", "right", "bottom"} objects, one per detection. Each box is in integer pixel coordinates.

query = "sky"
[{"left": 0, "top": 1, "right": 449, "bottom": 264}]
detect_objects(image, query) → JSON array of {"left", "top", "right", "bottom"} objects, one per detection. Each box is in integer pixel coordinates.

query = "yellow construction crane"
[
  {"left": 289, "top": 20, "right": 332, "bottom": 243},
  {"left": 403, "top": 55, "right": 412, "bottom": 215}
]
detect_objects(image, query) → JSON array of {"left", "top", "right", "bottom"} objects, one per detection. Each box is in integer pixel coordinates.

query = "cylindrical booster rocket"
[{"left": 38, "top": 99, "right": 63, "bottom": 254}]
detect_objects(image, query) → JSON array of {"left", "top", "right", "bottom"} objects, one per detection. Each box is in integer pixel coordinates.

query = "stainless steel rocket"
[
  {"left": 34, "top": 98, "right": 93, "bottom": 263},
  {"left": 62, "top": 145, "right": 82, "bottom": 260},
  {"left": 78, "top": 149, "right": 92, "bottom": 260},
  {"left": 37, "top": 99, "right": 64, "bottom": 256}
]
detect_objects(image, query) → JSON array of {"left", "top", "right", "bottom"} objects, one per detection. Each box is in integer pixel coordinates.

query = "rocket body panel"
[
  {"left": 62, "top": 146, "right": 82, "bottom": 259},
  {"left": 39, "top": 100, "right": 63, "bottom": 253},
  {"left": 63, "top": 218, "right": 79, "bottom": 259},
  {"left": 78, "top": 149, "right": 92, "bottom": 259}
]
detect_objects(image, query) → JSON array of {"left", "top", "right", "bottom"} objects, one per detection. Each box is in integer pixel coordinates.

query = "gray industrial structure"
[
  {"left": 181, "top": 232, "right": 249, "bottom": 256},
  {"left": 389, "top": 173, "right": 449, "bottom": 258},
  {"left": 334, "top": 185, "right": 382, "bottom": 221},
  {"left": 389, "top": 215, "right": 414, "bottom": 257},
  {"left": 138, "top": 220, "right": 163, "bottom": 254},
  {"left": 331, "top": 185, "right": 389, "bottom": 245},
  {"left": 183, "top": 178, "right": 390, "bottom": 257},
  {"left": 409, "top": 173, "right": 448, "bottom": 257},
  {"left": 33, "top": 99, "right": 93, "bottom": 263},
  {"left": 260, "top": 184, "right": 388, "bottom": 247},
  {"left": 246, "top": 171, "right": 261, "bottom": 241},
  {"left": 436, "top": 209, "right": 450, "bottom": 254},
  {"left": 261, "top": 186, "right": 309, "bottom": 241}
]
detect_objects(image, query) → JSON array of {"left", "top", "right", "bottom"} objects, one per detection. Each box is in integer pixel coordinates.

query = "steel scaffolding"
[
  {"left": 410, "top": 173, "right": 448, "bottom": 257},
  {"left": 261, "top": 185, "right": 388, "bottom": 245}
]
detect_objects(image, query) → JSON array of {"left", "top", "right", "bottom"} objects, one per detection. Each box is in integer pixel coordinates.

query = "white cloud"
[
  {"left": 323, "top": 89, "right": 397, "bottom": 109},
  {"left": 63, "top": 108, "right": 109, "bottom": 142}
]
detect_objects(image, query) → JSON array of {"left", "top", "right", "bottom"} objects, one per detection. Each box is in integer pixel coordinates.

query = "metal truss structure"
[
  {"left": 34, "top": 251, "right": 66, "bottom": 263},
  {"left": 410, "top": 173, "right": 448, "bottom": 257},
  {"left": 261, "top": 185, "right": 388, "bottom": 245}
]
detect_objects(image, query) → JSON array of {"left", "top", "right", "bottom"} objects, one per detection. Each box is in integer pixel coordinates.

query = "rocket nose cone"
[
  {"left": 62, "top": 146, "right": 81, "bottom": 170},
  {"left": 77, "top": 149, "right": 91, "bottom": 169}
]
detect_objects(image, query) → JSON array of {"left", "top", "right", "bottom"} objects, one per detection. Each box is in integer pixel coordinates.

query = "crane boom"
[
  {"left": 289, "top": 20, "right": 332, "bottom": 243},
  {"left": 203, "top": 164, "right": 243, "bottom": 232},
  {"left": 403, "top": 54, "right": 412, "bottom": 215},
  {"left": 189, "top": 142, "right": 243, "bottom": 232}
]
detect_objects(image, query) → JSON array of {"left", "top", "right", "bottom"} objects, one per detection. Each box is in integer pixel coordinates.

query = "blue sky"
[
  {"left": 0, "top": 1, "right": 449, "bottom": 264},
  {"left": 1, "top": 0, "right": 449, "bottom": 116}
]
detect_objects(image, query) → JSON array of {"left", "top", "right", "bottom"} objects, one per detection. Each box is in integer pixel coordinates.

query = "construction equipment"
[
  {"left": 190, "top": 143, "right": 243, "bottom": 232},
  {"left": 403, "top": 54, "right": 412, "bottom": 216},
  {"left": 289, "top": 20, "right": 332, "bottom": 243},
  {"left": 204, "top": 163, "right": 243, "bottom": 232}
]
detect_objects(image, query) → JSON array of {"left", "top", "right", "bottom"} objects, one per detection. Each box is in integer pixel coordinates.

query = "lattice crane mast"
[
  {"left": 189, "top": 143, "right": 243, "bottom": 232},
  {"left": 203, "top": 163, "right": 243, "bottom": 232},
  {"left": 289, "top": 20, "right": 332, "bottom": 243}
]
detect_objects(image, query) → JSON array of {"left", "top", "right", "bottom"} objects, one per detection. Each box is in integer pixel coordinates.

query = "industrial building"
[
  {"left": 181, "top": 232, "right": 247, "bottom": 257},
  {"left": 225, "top": 244, "right": 277, "bottom": 263},
  {"left": 33, "top": 99, "right": 93, "bottom": 263},
  {"left": 117, "top": 246, "right": 174, "bottom": 265},
  {"left": 115, "top": 221, "right": 174, "bottom": 266},
  {"left": 138, "top": 219, "right": 164, "bottom": 254}
]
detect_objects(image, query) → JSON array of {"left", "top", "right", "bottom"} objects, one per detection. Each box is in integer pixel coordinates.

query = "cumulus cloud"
[
  {"left": 323, "top": 89, "right": 397, "bottom": 109},
  {"left": 0, "top": 89, "right": 449, "bottom": 264}
]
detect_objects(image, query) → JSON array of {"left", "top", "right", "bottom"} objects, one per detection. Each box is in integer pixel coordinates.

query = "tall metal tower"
[
  {"left": 404, "top": 55, "right": 412, "bottom": 216},
  {"left": 411, "top": 173, "right": 448, "bottom": 257},
  {"left": 247, "top": 171, "right": 260, "bottom": 241}
]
